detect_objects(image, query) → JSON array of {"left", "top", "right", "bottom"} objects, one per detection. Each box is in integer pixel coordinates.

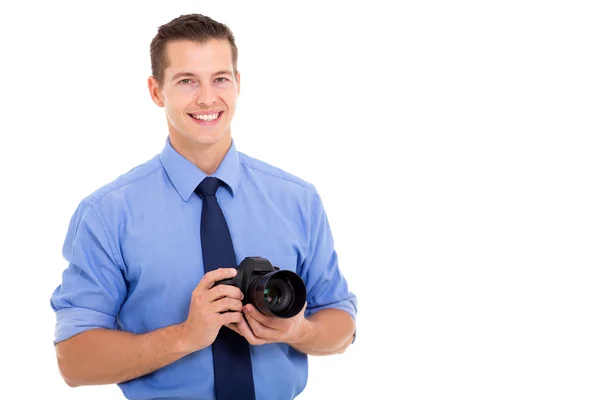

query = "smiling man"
[{"left": 50, "top": 13, "right": 357, "bottom": 400}]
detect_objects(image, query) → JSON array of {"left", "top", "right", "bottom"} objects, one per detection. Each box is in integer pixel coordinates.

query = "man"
[{"left": 50, "top": 13, "right": 357, "bottom": 400}]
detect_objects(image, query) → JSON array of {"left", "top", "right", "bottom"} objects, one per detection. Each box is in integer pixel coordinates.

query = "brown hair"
[{"left": 150, "top": 14, "right": 238, "bottom": 88}]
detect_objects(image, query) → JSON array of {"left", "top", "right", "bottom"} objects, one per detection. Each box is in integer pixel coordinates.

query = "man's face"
[{"left": 149, "top": 39, "right": 240, "bottom": 149}]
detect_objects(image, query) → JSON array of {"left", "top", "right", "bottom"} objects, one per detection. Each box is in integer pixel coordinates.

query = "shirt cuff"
[
  {"left": 54, "top": 307, "right": 117, "bottom": 344},
  {"left": 305, "top": 298, "right": 358, "bottom": 343},
  {"left": 306, "top": 297, "right": 357, "bottom": 320}
]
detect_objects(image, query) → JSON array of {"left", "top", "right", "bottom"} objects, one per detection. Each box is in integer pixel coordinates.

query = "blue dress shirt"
[{"left": 50, "top": 137, "right": 357, "bottom": 400}]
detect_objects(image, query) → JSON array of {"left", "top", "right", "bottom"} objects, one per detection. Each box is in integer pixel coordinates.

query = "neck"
[{"left": 169, "top": 134, "right": 232, "bottom": 176}]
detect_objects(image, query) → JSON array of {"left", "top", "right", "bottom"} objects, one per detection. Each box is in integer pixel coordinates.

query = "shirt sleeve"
[
  {"left": 300, "top": 187, "right": 358, "bottom": 326},
  {"left": 50, "top": 201, "right": 127, "bottom": 344}
]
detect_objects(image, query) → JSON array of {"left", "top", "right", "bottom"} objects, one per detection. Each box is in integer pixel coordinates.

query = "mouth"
[{"left": 188, "top": 111, "right": 223, "bottom": 126}]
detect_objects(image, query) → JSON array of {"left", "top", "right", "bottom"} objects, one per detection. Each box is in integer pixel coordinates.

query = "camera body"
[{"left": 215, "top": 256, "right": 306, "bottom": 318}]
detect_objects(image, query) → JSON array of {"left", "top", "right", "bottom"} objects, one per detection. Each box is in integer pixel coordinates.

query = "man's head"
[
  {"left": 150, "top": 14, "right": 238, "bottom": 89},
  {"left": 148, "top": 14, "right": 240, "bottom": 154}
]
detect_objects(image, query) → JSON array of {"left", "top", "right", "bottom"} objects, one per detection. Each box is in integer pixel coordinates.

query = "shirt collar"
[{"left": 159, "top": 137, "right": 241, "bottom": 202}]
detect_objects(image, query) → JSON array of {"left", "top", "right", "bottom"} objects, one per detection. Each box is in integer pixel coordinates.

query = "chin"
[
  {"left": 189, "top": 132, "right": 227, "bottom": 146},
  {"left": 169, "top": 121, "right": 230, "bottom": 148}
]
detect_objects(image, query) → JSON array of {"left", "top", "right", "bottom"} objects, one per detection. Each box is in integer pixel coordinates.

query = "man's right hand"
[{"left": 179, "top": 268, "right": 244, "bottom": 352}]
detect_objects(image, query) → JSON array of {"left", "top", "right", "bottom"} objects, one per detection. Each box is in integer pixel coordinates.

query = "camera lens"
[
  {"left": 264, "top": 286, "right": 282, "bottom": 306},
  {"left": 248, "top": 270, "right": 306, "bottom": 318},
  {"left": 262, "top": 278, "right": 294, "bottom": 313}
]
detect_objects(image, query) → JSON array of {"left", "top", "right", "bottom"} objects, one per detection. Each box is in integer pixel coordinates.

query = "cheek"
[
  {"left": 166, "top": 86, "right": 196, "bottom": 103},
  {"left": 165, "top": 93, "right": 194, "bottom": 114},
  {"left": 215, "top": 86, "right": 238, "bottom": 105},
  {"left": 223, "top": 95, "right": 238, "bottom": 113},
  {"left": 179, "top": 85, "right": 199, "bottom": 95}
]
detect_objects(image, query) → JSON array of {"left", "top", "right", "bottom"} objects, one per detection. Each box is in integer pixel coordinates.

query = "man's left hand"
[{"left": 226, "top": 302, "right": 311, "bottom": 346}]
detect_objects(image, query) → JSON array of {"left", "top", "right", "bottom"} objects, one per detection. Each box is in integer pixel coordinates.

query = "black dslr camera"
[{"left": 215, "top": 256, "right": 306, "bottom": 318}]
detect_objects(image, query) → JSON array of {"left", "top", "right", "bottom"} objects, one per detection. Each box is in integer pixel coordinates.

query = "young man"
[{"left": 50, "top": 13, "right": 357, "bottom": 400}]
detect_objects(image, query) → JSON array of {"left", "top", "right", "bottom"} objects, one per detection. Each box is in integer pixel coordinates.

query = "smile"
[{"left": 188, "top": 111, "right": 223, "bottom": 125}]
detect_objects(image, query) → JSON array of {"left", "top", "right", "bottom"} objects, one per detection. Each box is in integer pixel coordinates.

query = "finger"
[
  {"left": 237, "top": 315, "right": 267, "bottom": 345},
  {"left": 207, "top": 284, "right": 244, "bottom": 302},
  {"left": 211, "top": 297, "right": 243, "bottom": 314},
  {"left": 196, "top": 268, "right": 237, "bottom": 292},
  {"left": 225, "top": 323, "right": 242, "bottom": 335},
  {"left": 219, "top": 311, "right": 243, "bottom": 326},
  {"left": 244, "top": 309, "right": 280, "bottom": 340},
  {"left": 244, "top": 304, "right": 281, "bottom": 329}
]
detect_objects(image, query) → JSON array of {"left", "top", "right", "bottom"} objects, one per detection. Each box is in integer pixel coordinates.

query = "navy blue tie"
[{"left": 195, "top": 177, "right": 256, "bottom": 400}]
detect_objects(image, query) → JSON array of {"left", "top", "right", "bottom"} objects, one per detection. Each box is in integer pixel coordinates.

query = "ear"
[
  {"left": 236, "top": 71, "right": 241, "bottom": 96},
  {"left": 148, "top": 76, "right": 164, "bottom": 107}
]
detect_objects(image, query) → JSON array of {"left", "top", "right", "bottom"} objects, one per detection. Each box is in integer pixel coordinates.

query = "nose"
[{"left": 196, "top": 83, "right": 217, "bottom": 106}]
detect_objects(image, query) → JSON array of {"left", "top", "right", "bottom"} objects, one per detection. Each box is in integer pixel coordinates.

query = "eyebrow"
[{"left": 171, "top": 70, "right": 234, "bottom": 82}]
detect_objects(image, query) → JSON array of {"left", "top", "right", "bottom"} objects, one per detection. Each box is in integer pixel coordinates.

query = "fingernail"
[{"left": 230, "top": 268, "right": 237, "bottom": 275}]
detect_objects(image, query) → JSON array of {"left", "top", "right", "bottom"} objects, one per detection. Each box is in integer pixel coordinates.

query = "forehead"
[{"left": 164, "top": 39, "right": 234, "bottom": 76}]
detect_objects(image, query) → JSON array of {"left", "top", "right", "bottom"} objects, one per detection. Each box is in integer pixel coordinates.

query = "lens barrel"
[{"left": 248, "top": 270, "right": 306, "bottom": 318}]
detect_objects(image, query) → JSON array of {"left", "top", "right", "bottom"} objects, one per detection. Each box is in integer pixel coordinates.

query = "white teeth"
[{"left": 192, "top": 113, "right": 219, "bottom": 121}]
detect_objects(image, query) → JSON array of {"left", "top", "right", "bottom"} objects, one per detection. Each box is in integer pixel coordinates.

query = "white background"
[{"left": 1, "top": 0, "right": 599, "bottom": 399}]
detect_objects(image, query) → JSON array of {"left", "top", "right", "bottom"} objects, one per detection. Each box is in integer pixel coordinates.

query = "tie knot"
[{"left": 196, "top": 177, "right": 222, "bottom": 197}]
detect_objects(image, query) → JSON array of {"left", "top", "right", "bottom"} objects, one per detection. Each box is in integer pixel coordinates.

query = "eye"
[
  {"left": 215, "top": 77, "right": 229, "bottom": 84},
  {"left": 179, "top": 78, "right": 193, "bottom": 85}
]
